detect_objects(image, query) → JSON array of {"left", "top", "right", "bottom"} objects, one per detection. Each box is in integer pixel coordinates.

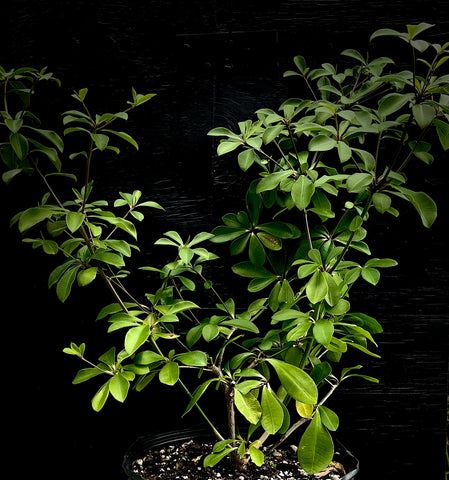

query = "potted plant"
[{"left": 1, "top": 23, "right": 447, "bottom": 479}]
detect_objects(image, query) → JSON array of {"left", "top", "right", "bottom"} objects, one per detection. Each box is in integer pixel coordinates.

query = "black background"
[{"left": 2, "top": 1, "right": 448, "bottom": 479}]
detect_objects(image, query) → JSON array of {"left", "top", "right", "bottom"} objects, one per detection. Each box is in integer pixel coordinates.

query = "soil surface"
[{"left": 128, "top": 439, "right": 348, "bottom": 480}]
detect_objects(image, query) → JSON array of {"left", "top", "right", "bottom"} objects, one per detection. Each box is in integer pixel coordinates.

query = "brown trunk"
[{"left": 224, "top": 385, "right": 245, "bottom": 471}]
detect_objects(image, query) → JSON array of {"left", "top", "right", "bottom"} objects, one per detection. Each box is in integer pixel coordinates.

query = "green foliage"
[{"left": 1, "top": 23, "right": 447, "bottom": 476}]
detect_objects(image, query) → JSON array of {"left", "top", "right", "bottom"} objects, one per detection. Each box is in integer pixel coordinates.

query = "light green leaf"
[
  {"left": 93, "top": 250, "right": 125, "bottom": 268},
  {"left": 159, "top": 361, "right": 179, "bottom": 386},
  {"left": 77, "top": 267, "right": 98, "bottom": 287},
  {"left": 266, "top": 359, "right": 318, "bottom": 404},
  {"left": 56, "top": 265, "right": 80, "bottom": 302},
  {"left": 91, "top": 382, "right": 110, "bottom": 412},
  {"left": 66, "top": 211, "right": 85, "bottom": 233},
  {"left": 232, "top": 262, "right": 272, "bottom": 278},
  {"left": 217, "top": 140, "right": 241, "bottom": 156},
  {"left": 361, "top": 267, "right": 380, "bottom": 285},
  {"left": 297, "top": 410, "right": 334, "bottom": 474},
  {"left": 109, "top": 373, "right": 129, "bottom": 402},
  {"left": 261, "top": 386, "right": 284, "bottom": 434},
  {"left": 221, "top": 318, "right": 260, "bottom": 334},
  {"left": 18, "top": 207, "right": 54, "bottom": 232},
  {"left": 203, "top": 448, "right": 234, "bottom": 468},
  {"left": 249, "top": 445, "right": 265, "bottom": 467},
  {"left": 72, "top": 368, "right": 103, "bottom": 384},
  {"left": 234, "top": 390, "right": 262, "bottom": 424},
  {"left": 313, "top": 319, "right": 334, "bottom": 346},
  {"left": 176, "top": 351, "right": 208, "bottom": 367},
  {"left": 306, "top": 270, "right": 328, "bottom": 304},
  {"left": 134, "top": 350, "right": 164, "bottom": 365},
  {"left": 125, "top": 324, "right": 150, "bottom": 355},
  {"left": 256, "top": 171, "right": 292, "bottom": 193},
  {"left": 291, "top": 175, "right": 315, "bottom": 210}
]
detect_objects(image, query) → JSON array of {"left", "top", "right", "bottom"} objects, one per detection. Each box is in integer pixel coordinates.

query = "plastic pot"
[{"left": 123, "top": 427, "right": 359, "bottom": 479}]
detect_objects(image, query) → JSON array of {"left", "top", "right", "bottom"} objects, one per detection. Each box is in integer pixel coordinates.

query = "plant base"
[{"left": 123, "top": 429, "right": 359, "bottom": 480}]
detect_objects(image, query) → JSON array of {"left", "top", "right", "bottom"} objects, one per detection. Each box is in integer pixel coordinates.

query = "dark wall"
[{"left": 2, "top": 2, "right": 448, "bottom": 479}]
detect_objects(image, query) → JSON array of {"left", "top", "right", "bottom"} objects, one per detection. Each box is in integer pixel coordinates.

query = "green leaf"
[
  {"left": 66, "top": 211, "right": 85, "bottom": 233},
  {"left": 396, "top": 187, "right": 437, "bottom": 228},
  {"left": 217, "top": 140, "right": 241, "bottom": 156},
  {"left": 221, "top": 318, "right": 260, "bottom": 333},
  {"left": 27, "top": 127, "right": 64, "bottom": 152},
  {"left": 18, "top": 207, "right": 54, "bottom": 232},
  {"left": 103, "top": 129, "right": 139, "bottom": 150},
  {"left": 378, "top": 93, "right": 414, "bottom": 118},
  {"left": 263, "top": 124, "right": 285, "bottom": 144},
  {"left": 234, "top": 390, "right": 262, "bottom": 424},
  {"left": 183, "top": 378, "right": 218, "bottom": 416},
  {"left": 256, "top": 171, "right": 292, "bottom": 193},
  {"left": 93, "top": 250, "right": 125, "bottom": 268},
  {"left": 412, "top": 103, "right": 435, "bottom": 128},
  {"left": 337, "top": 141, "right": 352, "bottom": 162},
  {"left": 297, "top": 410, "right": 334, "bottom": 475},
  {"left": 56, "top": 265, "right": 80, "bottom": 302},
  {"left": 232, "top": 262, "right": 272, "bottom": 278},
  {"left": 207, "top": 127, "right": 239, "bottom": 137},
  {"left": 249, "top": 234, "right": 266, "bottom": 266},
  {"left": 125, "top": 324, "right": 150, "bottom": 354},
  {"left": 92, "top": 382, "right": 110, "bottom": 412},
  {"left": 261, "top": 386, "right": 284, "bottom": 434},
  {"left": 346, "top": 173, "right": 373, "bottom": 193},
  {"left": 318, "top": 405, "right": 339, "bottom": 431},
  {"left": 309, "top": 134, "right": 337, "bottom": 152},
  {"left": 72, "top": 368, "right": 103, "bottom": 384},
  {"left": 313, "top": 319, "right": 334, "bottom": 346},
  {"left": 9, "top": 132, "right": 29, "bottom": 160},
  {"left": 176, "top": 351, "right": 208, "bottom": 367},
  {"left": 372, "top": 192, "right": 392, "bottom": 213},
  {"left": 109, "top": 373, "right": 129, "bottom": 402},
  {"left": 134, "top": 350, "right": 165, "bottom": 365},
  {"left": 5, "top": 118, "right": 23, "bottom": 133},
  {"left": 42, "top": 239, "right": 59, "bottom": 255},
  {"left": 77, "top": 267, "right": 98, "bottom": 287},
  {"left": 159, "top": 361, "right": 179, "bottom": 386},
  {"left": 369, "top": 27, "right": 406, "bottom": 41},
  {"left": 291, "top": 175, "right": 315, "bottom": 210},
  {"left": 340, "top": 49, "right": 365, "bottom": 63},
  {"left": 365, "top": 258, "right": 398, "bottom": 268},
  {"left": 306, "top": 270, "right": 328, "bottom": 304},
  {"left": 361, "top": 267, "right": 380, "bottom": 285},
  {"left": 204, "top": 448, "right": 235, "bottom": 468},
  {"left": 266, "top": 359, "right": 318, "bottom": 404},
  {"left": 249, "top": 445, "right": 265, "bottom": 467},
  {"left": 406, "top": 22, "right": 434, "bottom": 39},
  {"left": 432, "top": 119, "right": 449, "bottom": 150},
  {"left": 238, "top": 149, "right": 257, "bottom": 171},
  {"left": 91, "top": 133, "right": 109, "bottom": 151}
]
